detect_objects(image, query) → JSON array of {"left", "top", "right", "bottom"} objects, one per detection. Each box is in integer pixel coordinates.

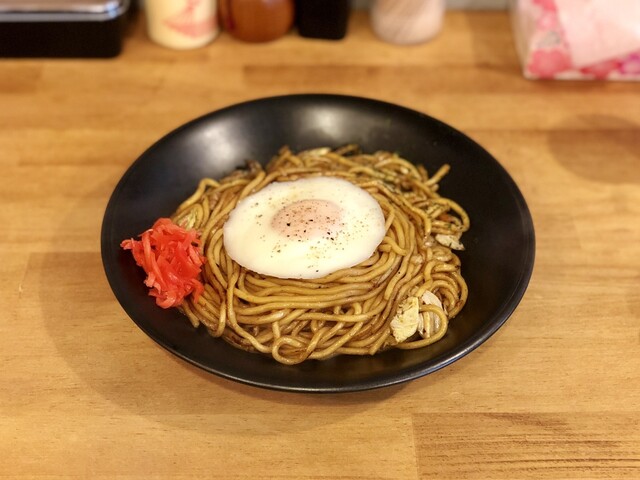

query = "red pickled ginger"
[{"left": 121, "top": 218, "right": 206, "bottom": 308}]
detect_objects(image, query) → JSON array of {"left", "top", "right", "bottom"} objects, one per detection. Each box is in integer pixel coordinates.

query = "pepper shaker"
[{"left": 371, "top": 0, "right": 445, "bottom": 45}]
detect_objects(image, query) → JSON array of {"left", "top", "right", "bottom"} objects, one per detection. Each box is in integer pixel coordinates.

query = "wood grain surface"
[{"left": 1, "top": 11, "right": 639, "bottom": 480}]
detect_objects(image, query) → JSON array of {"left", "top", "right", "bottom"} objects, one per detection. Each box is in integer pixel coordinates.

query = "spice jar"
[{"left": 371, "top": 0, "right": 445, "bottom": 45}]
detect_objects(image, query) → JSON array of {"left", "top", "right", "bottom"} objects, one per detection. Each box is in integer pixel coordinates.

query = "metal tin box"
[{"left": 0, "top": 0, "right": 130, "bottom": 57}]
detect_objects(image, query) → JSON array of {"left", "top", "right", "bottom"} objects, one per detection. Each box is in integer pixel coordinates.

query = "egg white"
[{"left": 222, "top": 176, "right": 386, "bottom": 279}]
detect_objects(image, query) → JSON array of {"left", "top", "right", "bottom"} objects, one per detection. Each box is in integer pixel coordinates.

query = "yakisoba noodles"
[{"left": 171, "top": 145, "right": 469, "bottom": 365}]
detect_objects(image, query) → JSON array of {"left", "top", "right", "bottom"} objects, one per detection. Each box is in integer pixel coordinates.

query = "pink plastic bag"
[{"left": 510, "top": 0, "right": 640, "bottom": 80}]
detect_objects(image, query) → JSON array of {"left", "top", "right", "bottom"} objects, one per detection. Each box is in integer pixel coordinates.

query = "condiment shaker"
[
  {"left": 371, "top": 0, "right": 445, "bottom": 45},
  {"left": 145, "top": 0, "right": 219, "bottom": 49},
  {"left": 295, "top": 0, "right": 351, "bottom": 40},
  {"left": 219, "top": 0, "right": 295, "bottom": 43}
]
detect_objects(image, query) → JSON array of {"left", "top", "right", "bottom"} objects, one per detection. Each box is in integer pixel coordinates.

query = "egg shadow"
[
  {"left": 547, "top": 115, "right": 640, "bottom": 185},
  {"left": 36, "top": 179, "right": 426, "bottom": 435}
]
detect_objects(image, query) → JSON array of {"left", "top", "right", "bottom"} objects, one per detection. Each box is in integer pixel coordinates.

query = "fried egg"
[{"left": 223, "top": 177, "right": 386, "bottom": 279}]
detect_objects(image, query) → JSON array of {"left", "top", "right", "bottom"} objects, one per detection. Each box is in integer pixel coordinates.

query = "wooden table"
[{"left": 1, "top": 11, "right": 639, "bottom": 479}]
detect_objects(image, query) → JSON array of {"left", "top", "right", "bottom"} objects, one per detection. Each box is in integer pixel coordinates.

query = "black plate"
[{"left": 101, "top": 94, "right": 535, "bottom": 393}]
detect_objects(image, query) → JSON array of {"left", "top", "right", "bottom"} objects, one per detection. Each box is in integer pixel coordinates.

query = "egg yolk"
[{"left": 271, "top": 199, "right": 343, "bottom": 241}]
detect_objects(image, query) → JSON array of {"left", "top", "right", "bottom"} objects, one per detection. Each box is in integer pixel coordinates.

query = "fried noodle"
[{"left": 171, "top": 145, "right": 469, "bottom": 365}]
